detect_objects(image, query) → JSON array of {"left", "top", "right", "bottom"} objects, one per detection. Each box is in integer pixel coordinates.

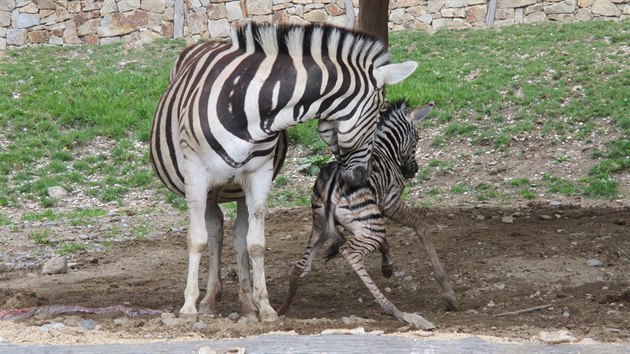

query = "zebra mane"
[
  {"left": 377, "top": 100, "right": 409, "bottom": 128},
  {"left": 230, "top": 21, "right": 390, "bottom": 68}
]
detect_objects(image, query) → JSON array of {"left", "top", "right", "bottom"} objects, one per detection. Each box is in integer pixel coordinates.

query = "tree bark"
[{"left": 358, "top": 0, "right": 389, "bottom": 47}]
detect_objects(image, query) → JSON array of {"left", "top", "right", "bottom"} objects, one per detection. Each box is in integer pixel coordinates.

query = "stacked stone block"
[{"left": 1, "top": 0, "right": 628, "bottom": 49}]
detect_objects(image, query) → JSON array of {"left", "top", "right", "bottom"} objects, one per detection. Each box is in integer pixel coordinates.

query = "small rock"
[
  {"left": 227, "top": 312, "right": 240, "bottom": 321},
  {"left": 602, "top": 286, "right": 609, "bottom": 290},
  {"left": 397, "top": 325, "right": 412, "bottom": 332},
  {"left": 350, "top": 327, "right": 365, "bottom": 335},
  {"left": 113, "top": 317, "right": 129, "bottom": 326},
  {"left": 540, "top": 215, "right": 552, "bottom": 220},
  {"left": 198, "top": 347, "right": 220, "bottom": 354},
  {"left": 42, "top": 256, "right": 68, "bottom": 275},
  {"left": 549, "top": 200, "right": 562, "bottom": 206},
  {"left": 586, "top": 259, "right": 602, "bottom": 267},
  {"left": 605, "top": 328, "right": 621, "bottom": 334},
  {"left": 403, "top": 276, "right": 413, "bottom": 282},
  {"left": 47, "top": 186, "right": 68, "bottom": 199},
  {"left": 0, "top": 263, "right": 10, "bottom": 273},
  {"left": 562, "top": 309, "right": 570, "bottom": 318},
  {"left": 39, "top": 322, "right": 65, "bottom": 332},
  {"left": 486, "top": 300, "right": 495, "bottom": 308},
  {"left": 161, "top": 317, "right": 182, "bottom": 327},
  {"left": 501, "top": 216, "right": 514, "bottom": 224},
  {"left": 466, "top": 309, "right": 479, "bottom": 315},
  {"left": 476, "top": 214, "right": 485, "bottom": 220},
  {"left": 227, "top": 348, "right": 245, "bottom": 354},
  {"left": 193, "top": 321, "right": 207, "bottom": 330},
  {"left": 538, "top": 330, "right": 575, "bottom": 344},
  {"left": 384, "top": 287, "right": 392, "bottom": 293},
  {"left": 393, "top": 271, "right": 406, "bottom": 277},
  {"left": 79, "top": 319, "right": 98, "bottom": 330}
]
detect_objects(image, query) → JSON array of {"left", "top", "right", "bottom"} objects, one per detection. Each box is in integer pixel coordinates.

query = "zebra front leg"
[
  {"left": 198, "top": 202, "right": 224, "bottom": 315},
  {"left": 278, "top": 211, "right": 328, "bottom": 316},
  {"left": 339, "top": 244, "right": 435, "bottom": 330},
  {"left": 233, "top": 200, "right": 257, "bottom": 323},
  {"left": 384, "top": 202, "right": 459, "bottom": 311},
  {"left": 244, "top": 170, "right": 278, "bottom": 322},
  {"left": 180, "top": 177, "right": 211, "bottom": 320}
]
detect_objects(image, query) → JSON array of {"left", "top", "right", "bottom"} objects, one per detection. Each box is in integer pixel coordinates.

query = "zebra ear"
[
  {"left": 408, "top": 101, "right": 434, "bottom": 123},
  {"left": 374, "top": 61, "right": 418, "bottom": 87}
]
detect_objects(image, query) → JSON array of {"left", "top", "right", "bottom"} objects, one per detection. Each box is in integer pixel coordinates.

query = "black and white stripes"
[
  {"left": 149, "top": 22, "right": 417, "bottom": 321},
  {"left": 278, "top": 100, "right": 458, "bottom": 328}
]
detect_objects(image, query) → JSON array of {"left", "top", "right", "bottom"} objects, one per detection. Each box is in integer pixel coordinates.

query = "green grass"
[{"left": 0, "top": 21, "right": 627, "bottom": 211}]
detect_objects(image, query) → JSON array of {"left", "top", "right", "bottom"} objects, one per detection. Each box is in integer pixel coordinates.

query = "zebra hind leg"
[
  {"left": 340, "top": 240, "right": 435, "bottom": 330},
  {"left": 198, "top": 202, "right": 224, "bottom": 315},
  {"left": 379, "top": 238, "right": 394, "bottom": 278},
  {"left": 233, "top": 200, "right": 258, "bottom": 323},
  {"left": 277, "top": 207, "right": 329, "bottom": 316}
]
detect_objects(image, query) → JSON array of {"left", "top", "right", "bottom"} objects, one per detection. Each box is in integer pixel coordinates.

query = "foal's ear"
[{"left": 408, "top": 101, "right": 434, "bottom": 123}]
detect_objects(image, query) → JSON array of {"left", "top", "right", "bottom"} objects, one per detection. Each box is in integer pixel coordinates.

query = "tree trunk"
[{"left": 358, "top": 0, "right": 389, "bottom": 47}]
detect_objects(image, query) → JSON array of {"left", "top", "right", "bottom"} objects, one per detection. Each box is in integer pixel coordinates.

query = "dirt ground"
[{"left": 1, "top": 202, "right": 629, "bottom": 345}]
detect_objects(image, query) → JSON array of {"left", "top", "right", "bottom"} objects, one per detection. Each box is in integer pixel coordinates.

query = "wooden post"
[
  {"left": 358, "top": 0, "right": 389, "bottom": 47},
  {"left": 345, "top": 0, "right": 355, "bottom": 29},
  {"left": 486, "top": 0, "right": 497, "bottom": 27},
  {"left": 174, "top": 0, "right": 184, "bottom": 39}
]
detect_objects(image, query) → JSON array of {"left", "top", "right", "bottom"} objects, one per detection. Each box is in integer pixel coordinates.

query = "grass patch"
[{"left": 0, "top": 21, "right": 626, "bottom": 211}]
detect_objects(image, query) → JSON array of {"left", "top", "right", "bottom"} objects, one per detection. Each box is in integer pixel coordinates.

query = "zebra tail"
[{"left": 323, "top": 227, "right": 343, "bottom": 262}]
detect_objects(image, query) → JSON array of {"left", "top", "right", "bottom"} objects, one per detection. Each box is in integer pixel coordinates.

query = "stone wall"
[{"left": 1, "top": 0, "right": 628, "bottom": 49}]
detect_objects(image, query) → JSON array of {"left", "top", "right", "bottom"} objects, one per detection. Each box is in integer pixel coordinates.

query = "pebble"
[
  {"left": 549, "top": 201, "right": 562, "bottom": 206},
  {"left": 537, "top": 330, "right": 576, "bottom": 344},
  {"left": 466, "top": 309, "right": 479, "bottom": 315},
  {"left": 79, "top": 319, "right": 98, "bottom": 330},
  {"left": 227, "top": 312, "right": 240, "bottom": 321},
  {"left": 198, "top": 347, "right": 220, "bottom": 354},
  {"left": 227, "top": 347, "right": 246, "bottom": 354},
  {"left": 403, "top": 276, "right": 413, "bottom": 282},
  {"left": 486, "top": 300, "right": 495, "bottom": 308},
  {"left": 586, "top": 259, "right": 602, "bottom": 267},
  {"left": 393, "top": 271, "right": 406, "bottom": 277},
  {"left": 384, "top": 287, "right": 392, "bottom": 293},
  {"left": 192, "top": 321, "right": 207, "bottom": 330},
  {"left": 476, "top": 214, "right": 485, "bottom": 220},
  {"left": 501, "top": 216, "right": 514, "bottom": 224},
  {"left": 0, "top": 263, "right": 10, "bottom": 273},
  {"left": 39, "top": 322, "right": 65, "bottom": 333},
  {"left": 42, "top": 256, "right": 68, "bottom": 275},
  {"left": 113, "top": 317, "right": 129, "bottom": 326},
  {"left": 47, "top": 186, "right": 68, "bottom": 199},
  {"left": 540, "top": 215, "right": 552, "bottom": 220}
]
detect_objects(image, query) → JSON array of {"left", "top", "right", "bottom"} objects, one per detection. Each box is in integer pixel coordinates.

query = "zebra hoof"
[
  {"left": 259, "top": 308, "right": 279, "bottom": 322},
  {"left": 381, "top": 263, "right": 394, "bottom": 278},
  {"left": 400, "top": 312, "right": 435, "bottom": 331},
  {"left": 442, "top": 291, "right": 460, "bottom": 311},
  {"left": 178, "top": 312, "right": 199, "bottom": 322}
]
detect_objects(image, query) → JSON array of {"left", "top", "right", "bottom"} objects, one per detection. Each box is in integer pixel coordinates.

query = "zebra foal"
[
  {"left": 150, "top": 22, "right": 418, "bottom": 322},
  {"left": 278, "top": 101, "right": 458, "bottom": 329}
]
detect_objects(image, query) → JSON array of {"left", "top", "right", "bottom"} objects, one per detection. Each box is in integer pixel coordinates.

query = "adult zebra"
[
  {"left": 277, "top": 101, "right": 458, "bottom": 329},
  {"left": 150, "top": 22, "right": 417, "bottom": 322}
]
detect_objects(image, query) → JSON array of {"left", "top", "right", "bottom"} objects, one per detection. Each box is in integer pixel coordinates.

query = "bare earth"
[{"left": 1, "top": 130, "right": 629, "bottom": 346}]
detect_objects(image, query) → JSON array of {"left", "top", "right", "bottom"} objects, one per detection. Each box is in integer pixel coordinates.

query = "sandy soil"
[{"left": 1, "top": 203, "right": 628, "bottom": 345}]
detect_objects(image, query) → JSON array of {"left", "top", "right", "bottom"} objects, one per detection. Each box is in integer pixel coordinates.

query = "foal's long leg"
[
  {"left": 233, "top": 200, "right": 257, "bottom": 321},
  {"left": 379, "top": 238, "right": 394, "bottom": 278},
  {"left": 198, "top": 202, "right": 224, "bottom": 314},
  {"left": 339, "top": 239, "right": 435, "bottom": 330},
  {"left": 277, "top": 209, "right": 328, "bottom": 316},
  {"left": 384, "top": 201, "right": 459, "bottom": 311}
]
